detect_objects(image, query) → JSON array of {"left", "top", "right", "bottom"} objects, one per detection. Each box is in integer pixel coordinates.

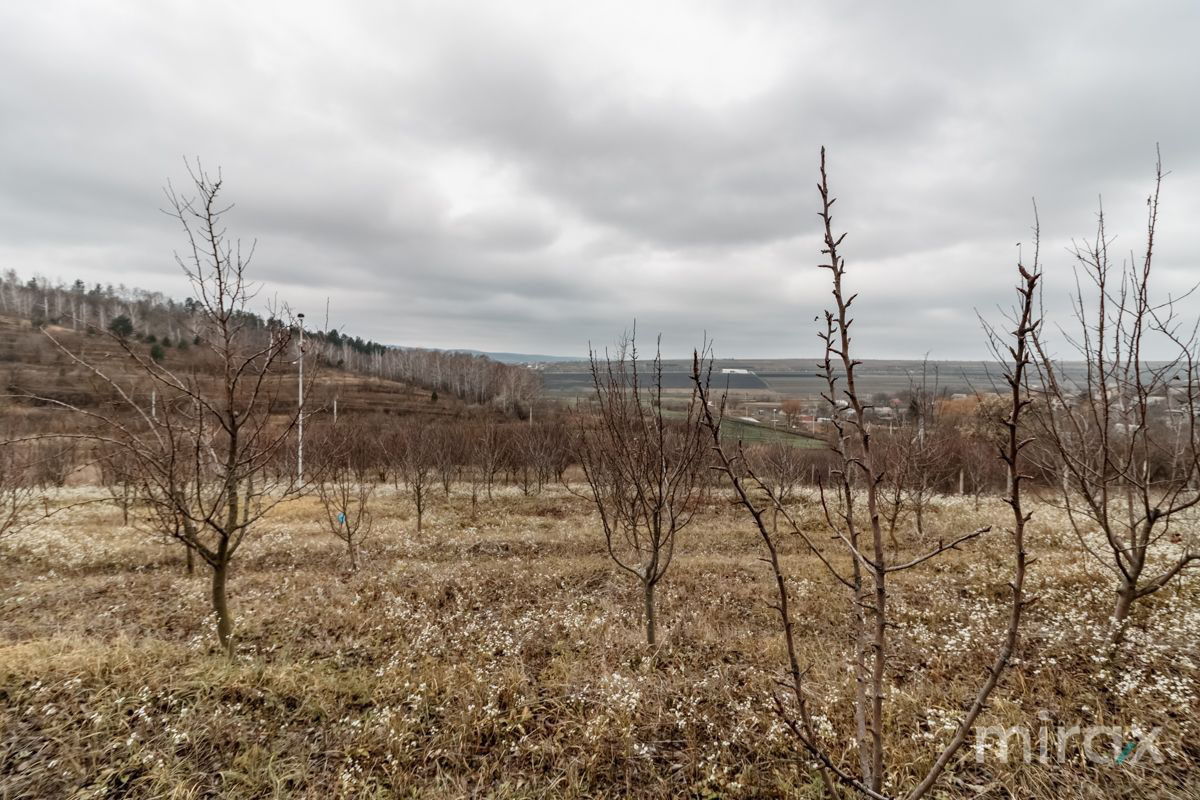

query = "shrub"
[{"left": 108, "top": 315, "right": 134, "bottom": 339}]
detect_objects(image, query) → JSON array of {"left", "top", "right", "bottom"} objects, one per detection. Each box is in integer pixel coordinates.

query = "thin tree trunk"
[
  {"left": 185, "top": 543, "right": 194, "bottom": 575},
  {"left": 852, "top": 547, "right": 871, "bottom": 781},
  {"left": 1111, "top": 584, "right": 1136, "bottom": 644},
  {"left": 211, "top": 558, "right": 233, "bottom": 657},
  {"left": 870, "top": 560, "right": 886, "bottom": 792},
  {"left": 643, "top": 579, "right": 657, "bottom": 646}
]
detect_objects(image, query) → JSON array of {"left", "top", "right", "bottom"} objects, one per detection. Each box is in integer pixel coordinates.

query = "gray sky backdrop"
[{"left": 2, "top": 1, "right": 1198, "bottom": 358}]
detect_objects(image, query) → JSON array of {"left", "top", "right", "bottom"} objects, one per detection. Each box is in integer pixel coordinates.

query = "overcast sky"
[{"left": 2, "top": 1, "right": 1198, "bottom": 359}]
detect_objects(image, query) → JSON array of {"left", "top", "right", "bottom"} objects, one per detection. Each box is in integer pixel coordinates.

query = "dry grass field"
[{"left": 2, "top": 486, "right": 1198, "bottom": 798}]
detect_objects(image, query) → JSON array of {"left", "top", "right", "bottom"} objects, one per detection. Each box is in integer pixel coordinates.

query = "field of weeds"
[{"left": 1, "top": 486, "right": 1197, "bottom": 798}]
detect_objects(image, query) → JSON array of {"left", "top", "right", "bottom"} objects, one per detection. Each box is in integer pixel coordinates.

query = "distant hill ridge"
[
  {"left": 0, "top": 272, "right": 538, "bottom": 413},
  {"left": 447, "top": 349, "right": 583, "bottom": 364}
]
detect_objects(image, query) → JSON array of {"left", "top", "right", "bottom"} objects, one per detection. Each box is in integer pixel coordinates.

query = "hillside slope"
[{"left": 0, "top": 315, "right": 499, "bottom": 431}]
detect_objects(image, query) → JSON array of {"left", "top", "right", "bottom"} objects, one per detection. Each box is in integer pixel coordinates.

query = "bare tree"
[
  {"left": 515, "top": 419, "right": 570, "bottom": 495},
  {"left": 137, "top": 482, "right": 196, "bottom": 575},
  {"left": 882, "top": 364, "right": 955, "bottom": 541},
  {"left": 1030, "top": 152, "right": 1200, "bottom": 642},
  {"left": 461, "top": 423, "right": 486, "bottom": 514},
  {"left": 572, "top": 330, "right": 708, "bottom": 646},
  {"left": 314, "top": 425, "right": 375, "bottom": 571},
  {"left": 0, "top": 444, "right": 37, "bottom": 546},
  {"left": 395, "top": 422, "right": 434, "bottom": 534},
  {"left": 476, "top": 421, "right": 505, "bottom": 501},
  {"left": 431, "top": 424, "right": 461, "bottom": 497},
  {"left": 17, "top": 163, "right": 308, "bottom": 656},
  {"left": 746, "top": 441, "right": 808, "bottom": 532},
  {"left": 98, "top": 442, "right": 138, "bottom": 526},
  {"left": 510, "top": 423, "right": 537, "bottom": 496},
  {"left": 746, "top": 443, "right": 806, "bottom": 506},
  {"left": 692, "top": 149, "right": 1033, "bottom": 799},
  {"left": 345, "top": 417, "right": 384, "bottom": 485},
  {"left": 33, "top": 439, "right": 77, "bottom": 488}
]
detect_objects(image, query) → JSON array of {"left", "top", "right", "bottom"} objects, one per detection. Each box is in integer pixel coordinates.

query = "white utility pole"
[{"left": 297, "top": 313, "right": 305, "bottom": 486}]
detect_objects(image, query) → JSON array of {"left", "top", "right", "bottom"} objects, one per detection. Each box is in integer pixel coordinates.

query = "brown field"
[{"left": 2, "top": 486, "right": 1198, "bottom": 799}]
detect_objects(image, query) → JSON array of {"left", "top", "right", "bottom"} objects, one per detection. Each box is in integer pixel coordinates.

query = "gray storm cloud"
[{"left": 1, "top": 0, "right": 1198, "bottom": 358}]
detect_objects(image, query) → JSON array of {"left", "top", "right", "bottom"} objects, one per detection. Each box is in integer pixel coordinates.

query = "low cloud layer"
[{"left": 2, "top": 1, "right": 1198, "bottom": 358}]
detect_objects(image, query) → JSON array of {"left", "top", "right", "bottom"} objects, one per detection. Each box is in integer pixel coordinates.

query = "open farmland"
[
  {"left": 538, "top": 360, "right": 1103, "bottom": 403},
  {"left": 2, "top": 485, "right": 1197, "bottom": 799},
  {"left": 5, "top": 5, "right": 1200, "bottom": 797}
]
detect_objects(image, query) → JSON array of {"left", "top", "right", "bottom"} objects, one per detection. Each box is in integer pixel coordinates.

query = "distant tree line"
[{"left": 0, "top": 270, "right": 539, "bottom": 412}]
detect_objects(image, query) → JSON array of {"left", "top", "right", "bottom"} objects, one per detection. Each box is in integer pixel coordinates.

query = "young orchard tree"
[
  {"left": 460, "top": 423, "right": 486, "bottom": 513},
  {"left": 0, "top": 443, "right": 37, "bottom": 547},
  {"left": 693, "top": 149, "right": 1034, "bottom": 799},
  {"left": 97, "top": 442, "right": 138, "bottom": 526},
  {"left": 875, "top": 365, "right": 956, "bottom": 544},
  {"left": 138, "top": 482, "right": 196, "bottom": 575},
  {"left": 1030, "top": 153, "right": 1199, "bottom": 642},
  {"left": 344, "top": 417, "right": 385, "bottom": 486},
  {"left": 475, "top": 421, "right": 505, "bottom": 501},
  {"left": 21, "top": 163, "right": 309, "bottom": 657},
  {"left": 313, "top": 424, "right": 376, "bottom": 571},
  {"left": 431, "top": 425, "right": 461, "bottom": 497},
  {"left": 874, "top": 429, "right": 917, "bottom": 549},
  {"left": 33, "top": 438, "right": 77, "bottom": 488},
  {"left": 515, "top": 419, "right": 570, "bottom": 495},
  {"left": 902, "top": 371, "right": 956, "bottom": 539},
  {"left": 394, "top": 422, "right": 434, "bottom": 534},
  {"left": 511, "top": 424, "right": 537, "bottom": 496},
  {"left": 746, "top": 442, "right": 807, "bottom": 506},
  {"left": 573, "top": 331, "right": 708, "bottom": 646},
  {"left": 746, "top": 441, "right": 808, "bottom": 532},
  {"left": 546, "top": 421, "right": 573, "bottom": 485}
]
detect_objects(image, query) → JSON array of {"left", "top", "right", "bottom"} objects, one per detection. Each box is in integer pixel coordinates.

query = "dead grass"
[{"left": 1, "top": 486, "right": 1198, "bottom": 798}]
